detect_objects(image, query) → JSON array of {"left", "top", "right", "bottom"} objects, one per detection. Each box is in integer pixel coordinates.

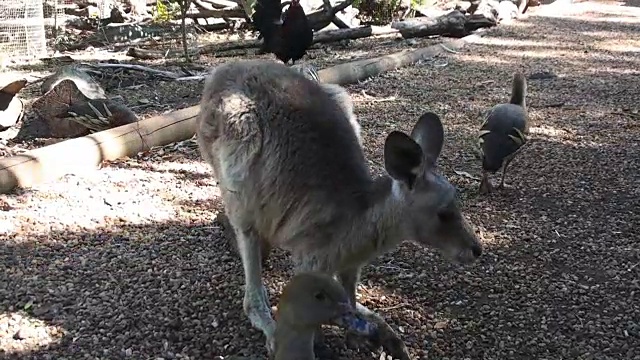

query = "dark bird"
[
  {"left": 225, "top": 272, "right": 376, "bottom": 360},
  {"left": 478, "top": 71, "right": 529, "bottom": 194},
  {"left": 278, "top": 0, "right": 313, "bottom": 64},
  {"left": 252, "top": 0, "right": 313, "bottom": 65},
  {"left": 252, "top": 0, "right": 284, "bottom": 53}
]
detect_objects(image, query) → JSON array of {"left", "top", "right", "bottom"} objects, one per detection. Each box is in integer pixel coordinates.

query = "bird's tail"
[{"left": 509, "top": 71, "right": 527, "bottom": 110}]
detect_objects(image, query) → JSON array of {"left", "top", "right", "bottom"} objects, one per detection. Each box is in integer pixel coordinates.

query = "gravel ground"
[{"left": 1, "top": 1, "right": 640, "bottom": 359}]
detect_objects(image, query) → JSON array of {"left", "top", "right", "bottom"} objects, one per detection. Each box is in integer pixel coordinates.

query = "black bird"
[
  {"left": 252, "top": 0, "right": 313, "bottom": 65},
  {"left": 478, "top": 71, "right": 529, "bottom": 194},
  {"left": 277, "top": 0, "right": 313, "bottom": 64},
  {"left": 252, "top": 0, "right": 284, "bottom": 53}
]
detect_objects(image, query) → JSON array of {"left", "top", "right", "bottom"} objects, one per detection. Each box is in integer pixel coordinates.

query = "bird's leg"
[
  {"left": 498, "top": 157, "right": 514, "bottom": 190},
  {"left": 479, "top": 169, "right": 493, "bottom": 195}
]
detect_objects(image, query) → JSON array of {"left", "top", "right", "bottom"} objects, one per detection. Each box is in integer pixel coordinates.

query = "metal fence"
[{"left": 0, "top": 0, "right": 48, "bottom": 59}]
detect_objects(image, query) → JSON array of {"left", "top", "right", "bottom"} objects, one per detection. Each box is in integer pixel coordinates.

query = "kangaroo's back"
[{"left": 197, "top": 60, "right": 372, "bottom": 244}]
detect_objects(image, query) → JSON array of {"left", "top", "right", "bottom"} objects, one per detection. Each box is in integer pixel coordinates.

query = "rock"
[
  {"left": 0, "top": 77, "right": 27, "bottom": 131},
  {"left": 497, "top": 0, "right": 519, "bottom": 22},
  {"left": 41, "top": 64, "right": 106, "bottom": 98}
]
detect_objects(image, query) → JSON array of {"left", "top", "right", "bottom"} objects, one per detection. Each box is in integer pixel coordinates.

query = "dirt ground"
[{"left": 1, "top": 1, "right": 639, "bottom": 359}]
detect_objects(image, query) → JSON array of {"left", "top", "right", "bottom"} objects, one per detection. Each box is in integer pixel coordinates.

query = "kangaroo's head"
[{"left": 384, "top": 112, "right": 482, "bottom": 264}]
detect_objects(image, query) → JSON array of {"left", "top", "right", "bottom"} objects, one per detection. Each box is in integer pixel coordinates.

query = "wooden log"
[
  {"left": 0, "top": 33, "right": 482, "bottom": 194},
  {"left": 318, "top": 33, "right": 482, "bottom": 85},
  {"left": 183, "top": 7, "right": 246, "bottom": 18},
  {"left": 391, "top": 10, "right": 496, "bottom": 38},
  {"left": 306, "top": 0, "right": 356, "bottom": 31},
  {"left": 0, "top": 106, "right": 199, "bottom": 194},
  {"left": 126, "top": 46, "right": 202, "bottom": 60},
  {"left": 192, "top": 0, "right": 237, "bottom": 9},
  {"left": 127, "top": 25, "right": 398, "bottom": 60},
  {"left": 313, "top": 25, "right": 399, "bottom": 43}
]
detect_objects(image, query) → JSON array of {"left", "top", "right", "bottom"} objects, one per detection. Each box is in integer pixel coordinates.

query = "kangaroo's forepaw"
[
  {"left": 497, "top": 182, "right": 514, "bottom": 190},
  {"left": 344, "top": 330, "right": 364, "bottom": 350},
  {"left": 313, "top": 327, "right": 326, "bottom": 348},
  {"left": 479, "top": 179, "right": 494, "bottom": 195},
  {"left": 264, "top": 324, "right": 277, "bottom": 356},
  {"left": 367, "top": 322, "right": 411, "bottom": 360},
  {"left": 378, "top": 335, "right": 411, "bottom": 360}
]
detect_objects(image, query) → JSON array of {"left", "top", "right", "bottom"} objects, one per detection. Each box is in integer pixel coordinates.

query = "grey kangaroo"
[{"left": 196, "top": 59, "right": 483, "bottom": 359}]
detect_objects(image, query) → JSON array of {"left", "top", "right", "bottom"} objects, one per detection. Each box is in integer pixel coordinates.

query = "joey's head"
[
  {"left": 383, "top": 112, "right": 483, "bottom": 264},
  {"left": 276, "top": 273, "right": 375, "bottom": 335}
]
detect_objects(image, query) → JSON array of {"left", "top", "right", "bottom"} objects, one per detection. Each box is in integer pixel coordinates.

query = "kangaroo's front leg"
[
  {"left": 355, "top": 303, "right": 412, "bottom": 360},
  {"left": 338, "top": 268, "right": 411, "bottom": 359},
  {"left": 234, "top": 224, "right": 277, "bottom": 355}
]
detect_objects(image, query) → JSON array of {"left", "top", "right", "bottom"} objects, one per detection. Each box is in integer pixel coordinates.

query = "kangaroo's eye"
[{"left": 314, "top": 292, "right": 326, "bottom": 301}]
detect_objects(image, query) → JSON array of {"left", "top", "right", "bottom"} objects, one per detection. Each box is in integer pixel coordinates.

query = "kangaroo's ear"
[
  {"left": 410, "top": 112, "right": 444, "bottom": 167},
  {"left": 384, "top": 131, "right": 423, "bottom": 189}
]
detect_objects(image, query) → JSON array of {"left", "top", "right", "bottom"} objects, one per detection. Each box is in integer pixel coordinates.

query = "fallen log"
[
  {"left": 192, "top": 0, "right": 238, "bottom": 9},
  {"left": 126, "top": 47, "right": 202, "bottom": 60},
  {"left": 0, "top": 33, "right": 482, "bottom": 194},
  {"left": 306, "top": 0, "right": 356, "bottom": 31},
  {"left": 0, "top": 106, "right": 199, "bottom": 194},
  {"left": 127, "top": 25, "right": 398, "bottom": 60},
  {"left": 318, "top": 34, "right": 482, "bottom": 84},
  {"left": 313, "top": 25, "right": 398, "bottom": 43},
  {"left": 183, "top": 7, "right": 246, "bottom": 18},
  {"left": 391, "top": 10, "right": 496, "bottom": 38}
]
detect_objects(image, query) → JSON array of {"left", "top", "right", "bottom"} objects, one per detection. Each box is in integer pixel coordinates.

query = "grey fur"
[
  {"left": 317, "top": 82, "right": 361, "bottom": 146},
  {"left": 196, "top": 59, "right": 482, "bottom": 358}
]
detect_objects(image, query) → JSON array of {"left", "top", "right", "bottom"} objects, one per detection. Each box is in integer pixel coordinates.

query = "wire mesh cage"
[
  {"left": 0, "top": 0, "right": 48, "bottom": 59},
  {"left": 43, "top": 0, "right": 74, "bottom": 29}
]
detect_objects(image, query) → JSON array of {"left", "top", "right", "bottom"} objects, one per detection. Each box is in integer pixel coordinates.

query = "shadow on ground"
[{"left": 1, "top": 220, "right": 287, "bottom": 359}]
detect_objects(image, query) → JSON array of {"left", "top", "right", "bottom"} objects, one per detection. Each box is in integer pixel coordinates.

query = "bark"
[{"left": 0, "top": 33, "right": 482, "bottom": 194}]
